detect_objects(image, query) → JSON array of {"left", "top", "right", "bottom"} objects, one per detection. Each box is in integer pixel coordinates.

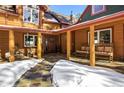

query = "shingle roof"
[{"left": 44, "top": 11, "right": 71, "bottom": 24}]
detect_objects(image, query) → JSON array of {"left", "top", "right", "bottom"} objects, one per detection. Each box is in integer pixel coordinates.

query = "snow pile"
[
  {"left": 51, "top": 60, "right": 124, "bottom": 87},
  {"left": 0, "top": 59, "right": 40, "bottom": 87}
]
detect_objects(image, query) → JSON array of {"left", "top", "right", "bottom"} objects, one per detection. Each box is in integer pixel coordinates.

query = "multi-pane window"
[
  {"left": 23, "top": 5, "right": 39, "bottom": 24},
  {"left": 92, "top": 5, "right": 105, "bottom": 15},
  {"left": 0, "top": 5, "right": 16, "bottom": 13},
  {"left": 99, "top": 30, "right": 111, "bottom": 43},
  {"left": 88, "top": 28, "right": 112, "bottom": 44},
  {"left": 24, "top": 34, "right": 37, "bottom": 47}
]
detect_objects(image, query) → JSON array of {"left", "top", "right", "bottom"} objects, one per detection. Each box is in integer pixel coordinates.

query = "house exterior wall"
[
  {"left": 60, "top": 33, "right": 67, "bottom": 53},
  {"left": 75, "top": 20, "right": 124, "bottom": 61},
  {"left": 0, "top": 31, "right": 38, "bottom": 57},
  {"left": 0, "top": 6, "right": 43, "bottom": 29},
  {"left": 43, "top": 22, "right": 61, "bottom": 30},
  {"left": 75, "top": 29, "right": 88, "bottom": 50},
  {"left": 0, "top": 31, "right": 9, "bottom": 58}
]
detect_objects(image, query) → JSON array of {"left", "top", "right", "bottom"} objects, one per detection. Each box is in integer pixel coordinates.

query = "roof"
[
  {"left": 77, "top": 5, "right": 124, "bottom": 23},
  {"left": 44, "top": 10, "right": 71, "bottom": 25}
]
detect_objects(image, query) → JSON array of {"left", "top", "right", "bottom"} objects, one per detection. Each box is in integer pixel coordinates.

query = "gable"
[{"left": 78, "top": 5, "right": 124, "bottom": 23}]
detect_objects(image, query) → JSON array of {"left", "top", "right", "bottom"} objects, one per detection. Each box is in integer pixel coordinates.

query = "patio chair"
[
  {"left": 15, "top": 49, "right": 25, "bottom": 59},
  {"left": 27, "top": 48, "right": 37, "bottom": 58}
]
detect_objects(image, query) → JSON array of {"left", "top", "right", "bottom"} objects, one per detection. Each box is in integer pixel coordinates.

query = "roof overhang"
[
  {"left": 0, "top": 25, "right": 57, "bottom": 35},
  {"left": 0, "top": 11, "right": 124, "bottom": 35},
  {"left": 53, "top": 11, "right": 124, "bottom": 34}
]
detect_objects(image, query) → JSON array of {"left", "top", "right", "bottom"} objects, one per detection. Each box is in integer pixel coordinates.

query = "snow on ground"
[
  {"left": 0, "top": 59, "right": 41, "bottom": 87},
  {"left": 51, "top": 60, "right": 124, "bottom": 87}
]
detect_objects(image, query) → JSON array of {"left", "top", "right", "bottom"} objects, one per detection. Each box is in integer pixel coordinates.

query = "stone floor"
[
  {"left": 12, "top": 53, "right": 124, "bottom": 87},
  {"left": 14, "top": 53, "right": 66, "bottom": 87}
]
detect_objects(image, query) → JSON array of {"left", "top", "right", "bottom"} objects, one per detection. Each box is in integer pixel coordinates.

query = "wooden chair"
[
  {"left": 27, "top": 48, "right": 37, "bottom": 58},
  {"left": 15, "top": 49, "right": 25, "bottom": 59},
  {"left": 31, "top": 48, "right": 37, "bottom": 58}
]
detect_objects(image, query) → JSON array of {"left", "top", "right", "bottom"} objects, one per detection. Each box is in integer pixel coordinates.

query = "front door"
[{"left": 44, "top": 35, "right": 59, "bottom": 53}]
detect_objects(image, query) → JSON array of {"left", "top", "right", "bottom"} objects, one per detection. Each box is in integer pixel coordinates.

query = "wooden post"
[
  {"left": 37, "top": 32, "right": 42, "bottom": 59},
  {"left": 41, "top": 11, "right": 45, "bottom": 29},
  {"left": 67, "top": 31, "right": 71, "bottom": 60},
  {"left": 9, "top": 30, "right": 15, "bottom": 62},
  {"left": 90, "top": 25, "right": 95, "bottom": 66}
]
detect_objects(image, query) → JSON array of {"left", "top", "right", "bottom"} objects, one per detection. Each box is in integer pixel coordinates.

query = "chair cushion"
[
  {"left": 96, "top": 46, "right": 104, "bottom": 52},
  {"left": 81, "top": 46, "right": 86, "bottom": 51},
  {"left": 76, "top": 50, "right": 88, "bottom": 54},
  {"left": 86, "top": 47, "right": 90, "bottom": 51},
  {"left": 95, "top": 51, "right": 110, "bottom": 56},
  {"left": 104, "top": 47, "right": 112, "bottom": 52}
]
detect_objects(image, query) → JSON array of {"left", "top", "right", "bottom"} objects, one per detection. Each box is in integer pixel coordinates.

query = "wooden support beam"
[
  {"left": 37, "top": 32, "right": 42, "bottom": 59},
  {"left": 67, "top": 31, "right": 71, "bottom": 60},
  {"left": 9, "top": 30, "right": 15, "bottom": 62},
  {"left": 90, "top": 25, "right": 95, "bottom": 66},
  {"left": 40, "top": 11, "right": 45, "bottom": 29}
]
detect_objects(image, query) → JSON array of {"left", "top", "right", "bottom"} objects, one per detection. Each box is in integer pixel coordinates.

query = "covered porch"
[
  {"left": 61, "top": 11, "right": 124, "bottom": 66},
  {"left": 0, "top": 25, "right": 49, "bottom": 62}
]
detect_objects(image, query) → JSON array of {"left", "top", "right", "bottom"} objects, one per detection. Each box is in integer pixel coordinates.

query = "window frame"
[
  {"left": 91, "top": 5, "right": 106, "bottom": 15},
  {"left": 24, "top": 34, "right": 37, "bottom": 47},
  {"left": 88, "top": 28, "right": 112, "bottom": 44},
  {"left": 23, "top": 5, "right": 39, "bottom": 25}
]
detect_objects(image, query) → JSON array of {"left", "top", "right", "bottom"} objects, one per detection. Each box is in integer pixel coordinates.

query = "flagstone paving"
[{"left": 14, "top": 53, "right": 66, "bottom": 87}]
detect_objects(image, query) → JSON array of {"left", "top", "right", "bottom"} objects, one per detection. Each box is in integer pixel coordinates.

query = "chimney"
[{"left": 70, "top": 11, "right": 73, "bottom": 24}]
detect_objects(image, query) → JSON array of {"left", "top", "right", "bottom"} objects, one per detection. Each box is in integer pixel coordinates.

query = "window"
[
  {"left": 99, "top": 30, "right": 111, "bottom": 43},
  {"left": 24, "top": 34, "right": 37, "bottom": 47},
  {"left": 92, "top": 5, "right": 106, "bottom": 15},
  {"left": 23, "top": 5, "right": 39, "bottom": 24},
  {"left": 88, "top": 28, "right": 112, "bottom": 44},
  {"left": 0, "top": 5, "right": 16, "bottom": 13}
]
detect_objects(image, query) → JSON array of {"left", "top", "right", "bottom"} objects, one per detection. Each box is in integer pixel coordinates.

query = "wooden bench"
[
  {"left": 76, "top": 43, "right": 113, "bottom": 62},
  {"left": 95, "top": 44, "right": 113, "bottom": 62},
  {"left": 76, "top": 46, "right": 89, "bottom": 58}
]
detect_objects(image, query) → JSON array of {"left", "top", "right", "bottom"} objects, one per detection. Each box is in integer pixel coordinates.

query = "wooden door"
[{"left": 44, "top": 35, "right": 58, "bottom": 53}]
